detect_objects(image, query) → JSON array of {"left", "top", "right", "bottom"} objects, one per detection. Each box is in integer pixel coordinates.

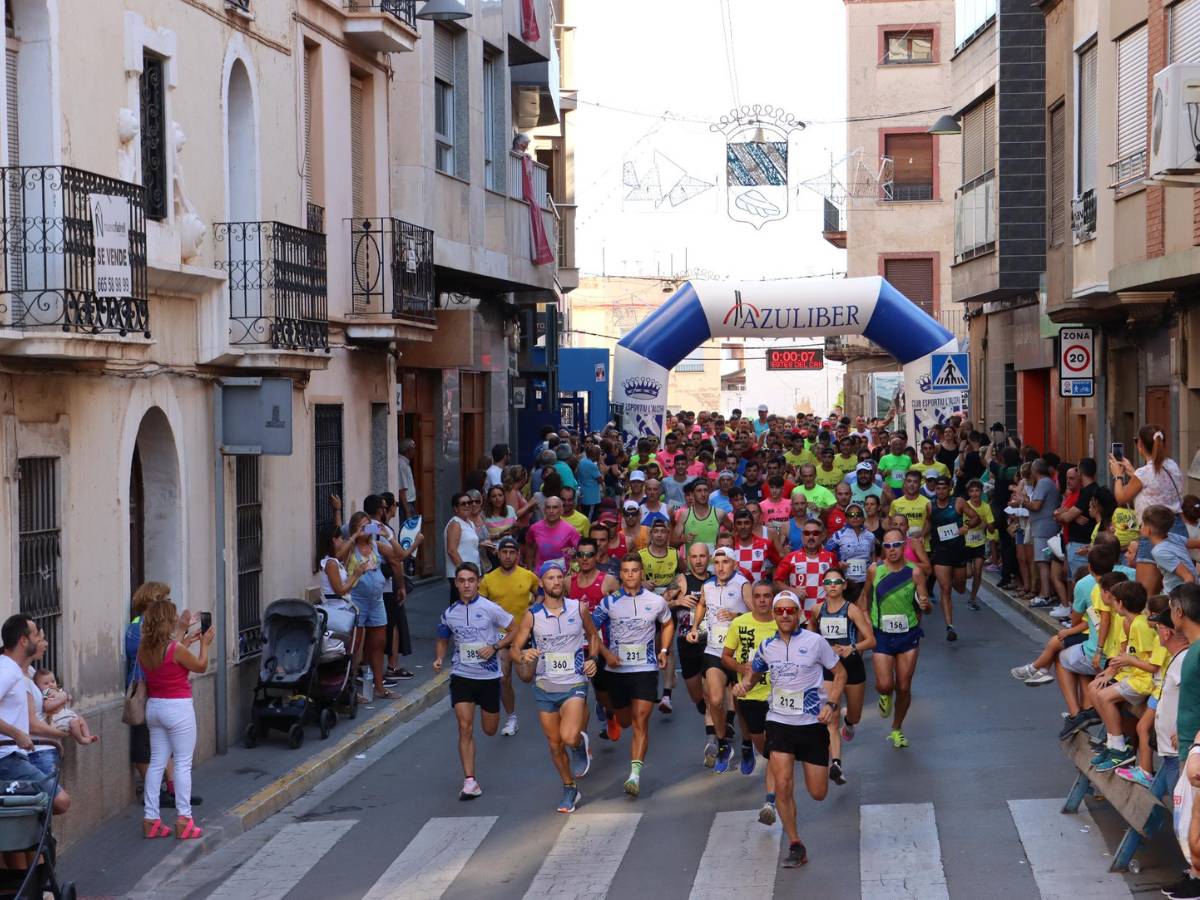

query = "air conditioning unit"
[{"left": 1150, "top": 63, "right": 1200, "bottom": 177}]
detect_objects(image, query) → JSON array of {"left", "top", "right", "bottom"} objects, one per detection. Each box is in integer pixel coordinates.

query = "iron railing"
[
  {"left": 1071, "top": 189, "right": 1097, "bottom": 244},
  {"left": 235, "top": 455, "right": 263, "bottom": 658},
  {"left": 954, "top": 170, "right": 996, "bottom": 262},
  {"left": 349, "top": 217, "right": 435, "bottom": 322},
  {"left": 509, "top": 151, "right": 552, "bottom": 210},
  {"left": 306, "top": 202, "right": 325, "bottom": 234},
  {"left": 314, "top": 404, "right": 344, "bottom": 559},
  {"left": 18, "top": 457, "right": 61, "bottom": 675},
  {"left": 345, "top": 0, "right": 417, "bottom": 27},
  {"left": 822, "top": 197, "right": 845, "bottom": 233},
  {"left": 1108, "top": 149, "right": 1148, "bottom": 191},
  {"left": 890, "top": 182, "right": 934, "bottom": 202},
  {"left": 215, "top": 220, "right": 329, "bottom": 351},
  {"left": 0, "top": 165, "right": 149, "bottom": 336}
]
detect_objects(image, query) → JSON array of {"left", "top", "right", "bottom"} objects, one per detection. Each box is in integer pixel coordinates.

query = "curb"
[
  {"left": 980, "top": 579, "right": 1059, "bottom": 637},
  {"left": 132, "top": 673, "right": 449, "bottom": 893}
]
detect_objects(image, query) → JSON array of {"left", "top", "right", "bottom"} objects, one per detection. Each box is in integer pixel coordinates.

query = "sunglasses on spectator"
[
  {"left": 823, "top": 578, "right": 846, "bottom": 586},
  {"left": 882, "top": 540, "right": 905, "bottom": 549}
]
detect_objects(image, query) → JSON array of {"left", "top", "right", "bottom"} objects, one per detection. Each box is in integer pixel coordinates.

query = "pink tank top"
[
  {"left": 144, "top": 642, "right": 192, "bottom": 699},
  {"left": 904, "top": 541, "right": 920, "bottom": 564}
]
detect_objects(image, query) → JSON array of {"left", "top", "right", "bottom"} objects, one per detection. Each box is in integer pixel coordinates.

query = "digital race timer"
[{"left": 765, "top": 348, "right": 825, "bottom": 371}]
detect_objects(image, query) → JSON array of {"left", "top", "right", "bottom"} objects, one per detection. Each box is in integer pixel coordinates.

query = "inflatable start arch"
[{"left": 611, "top": 277, "right": 962, "bottom": 442}]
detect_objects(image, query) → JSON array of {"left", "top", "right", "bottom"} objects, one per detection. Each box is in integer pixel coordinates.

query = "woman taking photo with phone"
[{"left": 1110, "top": 424, "right": 1187, "bottom": 595}]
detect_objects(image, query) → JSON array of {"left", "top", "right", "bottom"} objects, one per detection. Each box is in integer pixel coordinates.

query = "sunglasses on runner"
[
  {"left": 882, "top": 540, "right": 905, "bottom": 549},
  {"left": 774, "top": 607, "right": 800, "bottom": 616},
  {"left": 576, "top": 550, "right": 596, "bottom": 558},
  {"left": 847, "top": 512, "right": 863, "bottom": 519},
  {"left": 822, "top": 578, "right": 846, "bottom": 586},
  {"left": 802, "top": 530, "right": 822, "bottom": 537}
]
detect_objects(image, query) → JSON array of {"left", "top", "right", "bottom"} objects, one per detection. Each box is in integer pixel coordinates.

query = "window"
[
  {"left": 882, "top": 257, "right": 934, "bottom": 315},
  {"left": 18, "top": 458, "right": 61, "bottom": 674},
  {"left": 1048, "top": 103, "right": 1066, "bottom": 247},
  {"left": 139, "top": 53, "right": 167, "bottom": 220},
  {"left": 884, "top": 29, "right": 933, "bottom": 64},
  {"left": 483, "top": 49, "right": 504, "bottom": 191},
  {"left": 1076, "top": 42, "right": 1097, "bottom": 194},
  {"left": 1004, "top": 364, "right": 1017, "bottom": 435},
  {"left": 303, "top": 44, "right": 320, "bottom": 209},
  {"left": 350, "top": 75, "right": 366, "bottom": 218},
  {"left": 676, "top": 348, "right": 705, "bottom": 373},
  {"left": 1170, "top": 0, "right": 1200, "bottom": 62},
  {"left": 1116, "top": 25, "right": 1148, "bottom": 165},
  {"left": 884, "top": 132, "right": 933, "bottom": 201},
  {"left": 314, "top": 404, "right": 344, "bottom": 556},
  {"left": 235, "top": 455, "right": 263, "bottom": 658},
  {"left": 955, "top": 0, "right": 996, "bottom": 48},
  {"left": 434, "top": 26, "right": 460, "bottom": 176},
  {"left": 961, "top": 95, "right": 996, "bottom": 182}
]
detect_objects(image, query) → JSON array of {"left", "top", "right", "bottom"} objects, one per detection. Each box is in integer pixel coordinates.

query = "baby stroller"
[
  {"left": 0, "top": 739, "right": 76, "bottom": 900},
  {"left": 244, "top": 599, "right": 354, "bottom": 749}
]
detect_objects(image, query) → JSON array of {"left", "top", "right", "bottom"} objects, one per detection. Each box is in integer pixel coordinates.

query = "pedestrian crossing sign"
[{"left": 929, "top": 353, "right": 969, "bottom": 392}]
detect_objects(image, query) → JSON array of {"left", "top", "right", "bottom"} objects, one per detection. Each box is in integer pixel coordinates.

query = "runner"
[
  {"left": 591, "top": 553, "right": 675, "bottom": 796},
  {"left": 963, "top": 479, "right": 995, "bottom": 611},
  {"left": 928, "top": 474, "right": 981, "bottom": 641},
  {"left": 639, "top": 519, "right": 682, "bottom": 714},
  {"left": 687, "top": 547, "right": 752, "bottom": 771},
  {"left": 849, "top": 461, "right": 891, "bottom": 513},
  {"left": 616, "top": 500, "right": 650, "bottom": 556},
  {"left": 525, "top": 496, "right": 581, "bottom": 571},
  {"left": 824, "top": 503, "right": 875, "bottom": 607},
  {"left": 433, "top": 563, "right": 517, "bottom": 799},
  {"left": 506, "top": 562, "right": 603, "bottom": 813},
  {"left": 567, "top": 537, "right": 621, "bottom": 739},
  {"left": 773, "top": 520, "right": 837, "bottom": 622},
  {"left": 810, "top": 566, "right": 875, "bottom": 784},
  {"left": 867, "top": 529, "right": 933, "bottom": 749},
  {"left": 879, "top": 436, "right": 912, "bottom": 494},
  {"left": 478, "top": 537, "right": 540, "bottom": 736},
  {"left": 588, "top": 522, "right": 622, "bottom": 578},
  {"left": 891, "top": 471, "right": 931, "bottom": 547},
  {"left": 669, "top": 543, "right": 718, "bottom": 756},
  {"left": 796, "top": 464, "right": 837, "bottom": 513},
  {"left": 782, "top": 493, "right": 812, "bottom": 554},
  {"left": 721, "top": 581, "right": 780, "bottom": 801},
  {"left": 731, "top": 508, "right": 782, "bottom": 583},
  {"left": 674, "top": 478, "right": 722, "bottom": 552},
  {"left": 732, "top": 590, "right": 846, "bottom": 868}
]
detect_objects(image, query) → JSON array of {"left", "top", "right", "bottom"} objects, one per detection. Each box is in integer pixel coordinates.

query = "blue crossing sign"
[{"left": 929, "top": 353, "right": 969, "bottom": 392}]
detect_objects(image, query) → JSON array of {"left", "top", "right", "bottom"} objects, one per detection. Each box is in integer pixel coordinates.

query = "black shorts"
[
  {"left": 963, "top": 544, "right": 985, "bottom": 561},
  {"left": 130, "top": 721, "right": 151, "bottom": 765},
  {"left": 591, "top": 657, "right": 612, "bottom": 695},
  {"left": 737, "top": 698, "right": 768, "bottom": 735},
  {"left": 823, "top": 651, "right": 866, "bottom": 686},
  {"left": 700, "top": 653, "right": 732, "bottom": 677},
  {"left": 931, "top": 546, "right": 966, "bottom": 568},
  {"left": 450, "top": 675, "right": 501, "bottom": 714},
  {"left": 677, "top": 636, "right": 706, "bottom": 680},
  {"left": 764, "top": 721, "right": 830, "bottom": 766},
  {"left": 606, "top": 670, "right": 660, "bottom": 708}
]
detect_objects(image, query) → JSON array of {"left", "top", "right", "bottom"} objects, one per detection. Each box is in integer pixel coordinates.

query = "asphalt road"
[{"left": 143, "top": 590, "right": 1183, "bottom": 900}]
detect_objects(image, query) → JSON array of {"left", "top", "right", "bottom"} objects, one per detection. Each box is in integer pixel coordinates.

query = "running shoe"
[
  {"left": 758, "top": 802, "right": 777, "bottom": 826},
  {"left": 1089, "top": 745, "right": 1110, "bottom": 766},
  {"left": 1115, "top": 765, "right": 1155, "bottom": 790},
  {"left": 740, "top": 744, "right": 756, "bottom": 775},
  {"left": 659, "top": 693, "right": 673, "bottom": 715},
  {"left": 606, "top": 717, "right": 622, "bottom": 742},
  {"left": 459, "top": 777, "right": 482, "bottom": 800},
  {"left": 1023, "top": 668, "right": 1055, "bottom": 686},
  {"left": 967, "top": 598, "right": 981, "bottom": 611},
  {"left": 1030, "top": 596, "right": 1055, "bottom": 609},
  {"left": 1058, "top": 712, "right": 1087, "bottom": 741},
  {"left": 1094, "top": 747, "right": 1136, "bottom": 772},
  {"left": 1080, "top": 708, "right": 1103, "bottom": 727},
  {"left": 841, "top": 722, "right": 855, "bottom": 742},
  {"left": 878, "top": 693, "right": 892, "bottom": 718},
  {"left": 571, "top": 732, "right": 591, "bottom": 779},
  {"left": 557, "top": 784, "right": 581, "bottom": 813},
  {"left": 781, "top": 841, "right": 808, "bottom": 868},
  {"left": 1162, "top": 875, "right": 1200, "bottom": 898},
  {"left": 703, "top": 738, "right": 718, "bottom": 768},
  {"left": 830, "top": 759, "right": 847, "bottom": 785},
  {"left": 985, "top": 563, "right": 1001, "bottom": 574},
  {"left": 1011, "top": 663, "right": 1038, "bottom": 681},
  {"left": 501, "top": 714, "right": 518, "bottom": 737},
  {"left": 623, "top": 771, "right": 641, "bottom": 797},
  {"left": 1049, "top": 605, "right": 1072, "bottom": 620},
  {"left": 887, "top": 729, "right": 909, "bottom": 749},
  {"left": 714, "top": 743, "right": 733, "bottom": 774},
  {"left": 946, "top": 625, "right": 958, "bottom": 642}
]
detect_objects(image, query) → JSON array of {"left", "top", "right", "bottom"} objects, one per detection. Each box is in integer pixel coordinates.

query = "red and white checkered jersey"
[
  {"left": 731, "top": 536, "right": 781, "bottom": 582},
  {"left": 774, "top": 550, "right": 838, "bottom": 619}
]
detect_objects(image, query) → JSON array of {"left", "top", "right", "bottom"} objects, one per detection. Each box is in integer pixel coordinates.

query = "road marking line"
[
  {"left": 860, "top": 802, "right": 949, "bottom": 899},
  {"left": 523, "top": 813, "right": 642, "bottom": 899},
  {"left": 688, "top": 810, "right": 780, "bottom": 899},
  {"left": 363, "top": 815, "right": 497, "bottom": 900},
  {"left": 206, "top": 819, "right": 356, "bottom": 900},
  {"left": 1008, "top": 798, "right": 1133, "bottom": 898}
]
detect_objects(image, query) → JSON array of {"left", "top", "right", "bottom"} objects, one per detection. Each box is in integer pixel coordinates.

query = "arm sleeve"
[{"left": 493, "top": 603, "right": 514, "bottom": 630}]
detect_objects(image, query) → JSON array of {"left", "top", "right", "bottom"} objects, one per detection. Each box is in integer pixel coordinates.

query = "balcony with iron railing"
[
  {"left": 214, "top": 220, "right": 329, "bottom": 353},
  {"left": 508, "top": 151, "right": 553, "bottom": 211},
  {"left": 1108, "top": 149, "right": 1148, "bottom": 193},
  {"left": 349, "top": 217, "right": 436, "bottom": 323},
  {"left": 954, "top": 170, "right": 996, "bottom": 263},
  {"left": 342, "top": 0, "right": 419, "bottom": 54},
  {"left": 0, "top": 165, "right": 149, "bottom": 341},
  {"left": 821, "top": 198, "right": 846, "bottom": 249},
  {"left": 554, "top": 201, "right": 578, "bottom": 291}
]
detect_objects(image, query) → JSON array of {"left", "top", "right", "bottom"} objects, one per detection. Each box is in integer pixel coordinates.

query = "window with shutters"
[
  {"left": 483, "top": 48, "right": 504, "bottom": 192},
  {"left": 1171, "top": 0, "right": 1200, "bottom": 62},
  {"left": 883, "top": 132, "right": 934, "bottom": 201},
  {"left": 303, "top": 44, "right": 320, "bottom": 210},
  {"left": 1112, "top": 24, "right": 1148, "bottom": 189},
  {"left": 139, "top": 53, "right": 168, "bottom": 220},
  {"left": 350, "top": 75, "right": 366, "bottom": 218},
  {"left": 434, "top": 25, "right": 462, "bottom": 177},
  {"left": 883, "top": 30, "right": 934, "bottom": 64},
  {"left": 960, "top": 95, "right": 996, "bottom": 184},
  {"left": 1076, "top": 42, "right": 1097, "bottom": 195},
  {"left": 1048, "top": 103, "right": 1066, "bottom": 247},
  {"left": 882, "top": 257, "right": 934, "bottom": 314}
]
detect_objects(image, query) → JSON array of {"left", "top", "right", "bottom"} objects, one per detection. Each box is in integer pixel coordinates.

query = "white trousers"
[{"left": 143, "top": 697, "right": 196, "bottom": 821}]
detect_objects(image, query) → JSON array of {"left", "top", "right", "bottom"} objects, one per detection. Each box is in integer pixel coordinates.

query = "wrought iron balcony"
[
  {"left": 349, "top": 217, "right": 435, "bottom": 322},
  {"left": 0, "top": 165, "right": 149, "bottom": 336},
  {"left": 1071, "top": 190, "right": 1096, "bottom": 244},
  {"left": 345, "top": 0, "right": 417, "bottom": 28},
  {"left": 215, "top": 220, "right": 329, "bottom": 352}
]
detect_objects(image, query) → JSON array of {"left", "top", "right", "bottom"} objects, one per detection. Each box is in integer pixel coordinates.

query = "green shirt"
[
  {"left": 791, "top": 483, "right": 835, "bottom": 510},
  {"left": 879, "top": 454, "right": 912, "bottom": 490},
  {"left": 1178, "top": 645, "right": 1200, "bottom": 758}
]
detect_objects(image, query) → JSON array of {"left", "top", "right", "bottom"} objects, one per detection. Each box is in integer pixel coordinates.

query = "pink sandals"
[
  {"left": 175, "top": 817, "right": 203, "bottom": 840},
  {"left": 143, "top": 819, "right": 172, "bottom": 839}
]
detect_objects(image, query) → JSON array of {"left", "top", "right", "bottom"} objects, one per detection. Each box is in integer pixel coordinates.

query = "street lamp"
[
  {"left": 927, "top": 114, "right": 961, "bottom": 136},
  {"left": 416, "top": 0, "right": 472, "bottom": 21}
]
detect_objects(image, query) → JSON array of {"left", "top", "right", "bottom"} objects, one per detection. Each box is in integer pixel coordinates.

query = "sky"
[{"left": 571, "top": 0, "right": 849, "bottom": 282}]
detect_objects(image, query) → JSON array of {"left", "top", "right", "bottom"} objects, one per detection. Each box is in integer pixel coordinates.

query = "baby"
[{"left": 34, "top": 669, "right": 98, "bottom": 744}]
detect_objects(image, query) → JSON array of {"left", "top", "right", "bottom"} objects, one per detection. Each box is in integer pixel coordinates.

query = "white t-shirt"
[
  {"left": 485, "top": 464, "right": 504, "bottom": 491},
  {"left": 0, "top": 655, "right": 29, "bottom": 758},
  {"left": 1134, "top": 458, "right": 1183, "bottom": 520},
  {"left": 398, "top": 455, "right": 417, "bottom": 503},
  {"left": 1156, "top": 646, "right": 1190, "bottom": 757}
]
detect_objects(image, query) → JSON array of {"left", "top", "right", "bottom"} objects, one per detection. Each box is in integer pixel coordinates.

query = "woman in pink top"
[
  {"left": 890, "top": 514, "right": 932, "bottom": 580},
  {"left": 138, "top": 598, "right": 212, "bottom": 840}
]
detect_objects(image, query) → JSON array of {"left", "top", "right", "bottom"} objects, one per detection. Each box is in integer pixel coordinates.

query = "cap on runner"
[
  {"left": 538, "top": 560, "right": 566, "bottom": 578},
  {"left": 772, "top": 590, "right": 802, "bottom": 609},
  {"left": 712, "top": 547, "right": 738, "bottom": 561},
  {"left": 629, "top": 470, "right": 647, "bottom": 482},
  {"left": 623, "top": 499, "right": 640, "bottom": 511},
  {"left": 855, "top": 461, "right": 874, "bottom": 472},
  {"left": 497, "top": 535, "right": 519, "bottom": 550}
]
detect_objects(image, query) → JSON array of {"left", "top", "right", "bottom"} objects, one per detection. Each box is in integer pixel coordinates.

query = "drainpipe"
[{"left": 212, "top": 383, "right": 228, "bottom": 754}]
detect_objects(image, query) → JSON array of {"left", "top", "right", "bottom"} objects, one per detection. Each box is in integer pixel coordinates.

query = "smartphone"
[
  {"left": 362, "top": 522, "right": 381, "bottom": 537},
  {"left": 200, "top": 611, "right": 212, "bottom": 634},
  {"left": 1111, "top": 442, "right": 1125, "bottom": 462}
]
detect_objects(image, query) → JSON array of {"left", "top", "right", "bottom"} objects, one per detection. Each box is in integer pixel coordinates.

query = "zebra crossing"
[{"left": 193, "top": 798, "right": 1133, "bottom": 900}]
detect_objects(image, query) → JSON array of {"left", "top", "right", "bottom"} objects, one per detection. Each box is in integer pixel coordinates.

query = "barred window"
[
  {"left": 18, "top": 458, "right": 61, "bottom": 673},
  {"left": 235, "top": 455, "right": 263, "bottom": 658}
]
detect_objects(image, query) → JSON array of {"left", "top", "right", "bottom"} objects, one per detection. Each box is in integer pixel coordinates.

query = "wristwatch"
[{"left": 824, "top": 700, "right": 838, "bottom": 710}]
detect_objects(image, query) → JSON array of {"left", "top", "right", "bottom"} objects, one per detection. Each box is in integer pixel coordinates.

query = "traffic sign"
[
  {"left": 1059, "top": 327, "right": 1094, "bottom": 397},
  {"left": 929, "top": 353, "right": 969, "bottom": 392}
]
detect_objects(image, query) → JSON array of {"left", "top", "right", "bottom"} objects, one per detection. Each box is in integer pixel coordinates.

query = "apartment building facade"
[
  {"left": 828, "top": 0, "right": 966, "bottom": 420},
  {"left": 1, "top": 0, "right": 572, "bottom": 843}
]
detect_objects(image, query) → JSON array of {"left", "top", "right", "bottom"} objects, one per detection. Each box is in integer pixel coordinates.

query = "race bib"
[
  {"left": 820, "top": 616, "right": 848, "bottom": 640},
  {"left": 881, "top": 614, "right": 909, "bottom": 634},
  {"left": 770, "top": 685, "right": 807, "bottom": 714},
  {"left": 891, "top": 469, "right": 907, "bottom": 482},
  {"left": 460, "top": 643, "right": 487, "bottom": 663},
  {"left": 966, "top": 529, "right": 985, "bottom": 544},
  {"left": 845, "top": 559, "right": 867, "bottom": 579},
  {"left": 619, "top": 643, "right": 647, "bottom": 666},
  {"left": 544, "top": 652, "right": 575, "bottom": 675},
  {"left": 708, "top": 623, "right": 730, "bottom": 649},
  {"left": 936, "top": 523, "right": 960, "bottom": 542}
]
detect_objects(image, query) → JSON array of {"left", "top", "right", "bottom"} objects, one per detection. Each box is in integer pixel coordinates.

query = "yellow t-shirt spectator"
[
  {"left": 784, "top": 449, "right": 815, "bottom": 471},
  {"left": 1114, "top": 612, "right": 1167, "bottom": 697},
  {"left": 1094, "top": 587, "right": 1128, "bottom": 661}
]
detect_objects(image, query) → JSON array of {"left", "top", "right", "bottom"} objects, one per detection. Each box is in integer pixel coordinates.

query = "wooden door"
[
  {"left": 1146, "top": 387, "right": 1171, "bottom": 448},
  {"left": 399, "top": 369, "right": 438, "bottom": 577},
  {"left": 460, "top": 372, "right": 487, "bottom": 487}
]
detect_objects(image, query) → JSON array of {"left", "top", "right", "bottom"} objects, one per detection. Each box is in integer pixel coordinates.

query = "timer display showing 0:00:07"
[{"left": 765, "top": 349, "right": 824, "bottom": 371}]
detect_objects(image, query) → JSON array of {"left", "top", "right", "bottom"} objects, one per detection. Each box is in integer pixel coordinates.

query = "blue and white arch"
[{"left": 611, "top": 277, "right": 963, "bottom": 442}]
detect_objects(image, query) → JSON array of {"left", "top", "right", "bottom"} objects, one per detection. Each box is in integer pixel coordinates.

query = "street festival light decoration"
[{"left": 712, "top": 105, "right": 805, "bottom": 230}]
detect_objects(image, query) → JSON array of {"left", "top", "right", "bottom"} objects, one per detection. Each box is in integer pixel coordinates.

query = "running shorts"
[
  {"left": 677, "top": 635, "right": 706, "bottom": 681},
  {"left": 872, "top": 626, "right": 923, "bottom": 656},
  {"left": 1059, "top": 643, "right": 1100, "bottom": 676},
  {"left": 931, "top": 547, "right": 966, "bottom": 568},
  {"left": 450, "top": 675, "right": 501, "bottom": 714},
  {"left": 963, "top": 545, "right": 985, "bottom": 561},
  {"left": 764, "top": 721, "right": 829, "bottom": 766},
  {"left": 823, "top": 651, "right": 866, "bottom": 685},
  {"left": 737, "top": 698, "right": 768, "bottom": 735},
  {"left": 700, "top": 653, "right": 732, "bottom": 677},
  {"left": 606, "top": 670, "right": 659, "bottom": 708},
  {"left": 533, "top": 682, "right": 588, "bottom": 713}
]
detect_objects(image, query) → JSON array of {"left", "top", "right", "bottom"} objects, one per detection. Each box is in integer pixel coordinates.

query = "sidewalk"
[
  {"left": 978, "top": 570, "right": 1063, "bottom": 638},
  {"left": 62, "top": 581, "right": 450, "bottom": 899}
]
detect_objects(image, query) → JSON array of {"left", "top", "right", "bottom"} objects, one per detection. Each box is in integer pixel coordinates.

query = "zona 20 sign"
[{"left": 1059, "top": 327, "right": 1094, "bottom": 397}]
